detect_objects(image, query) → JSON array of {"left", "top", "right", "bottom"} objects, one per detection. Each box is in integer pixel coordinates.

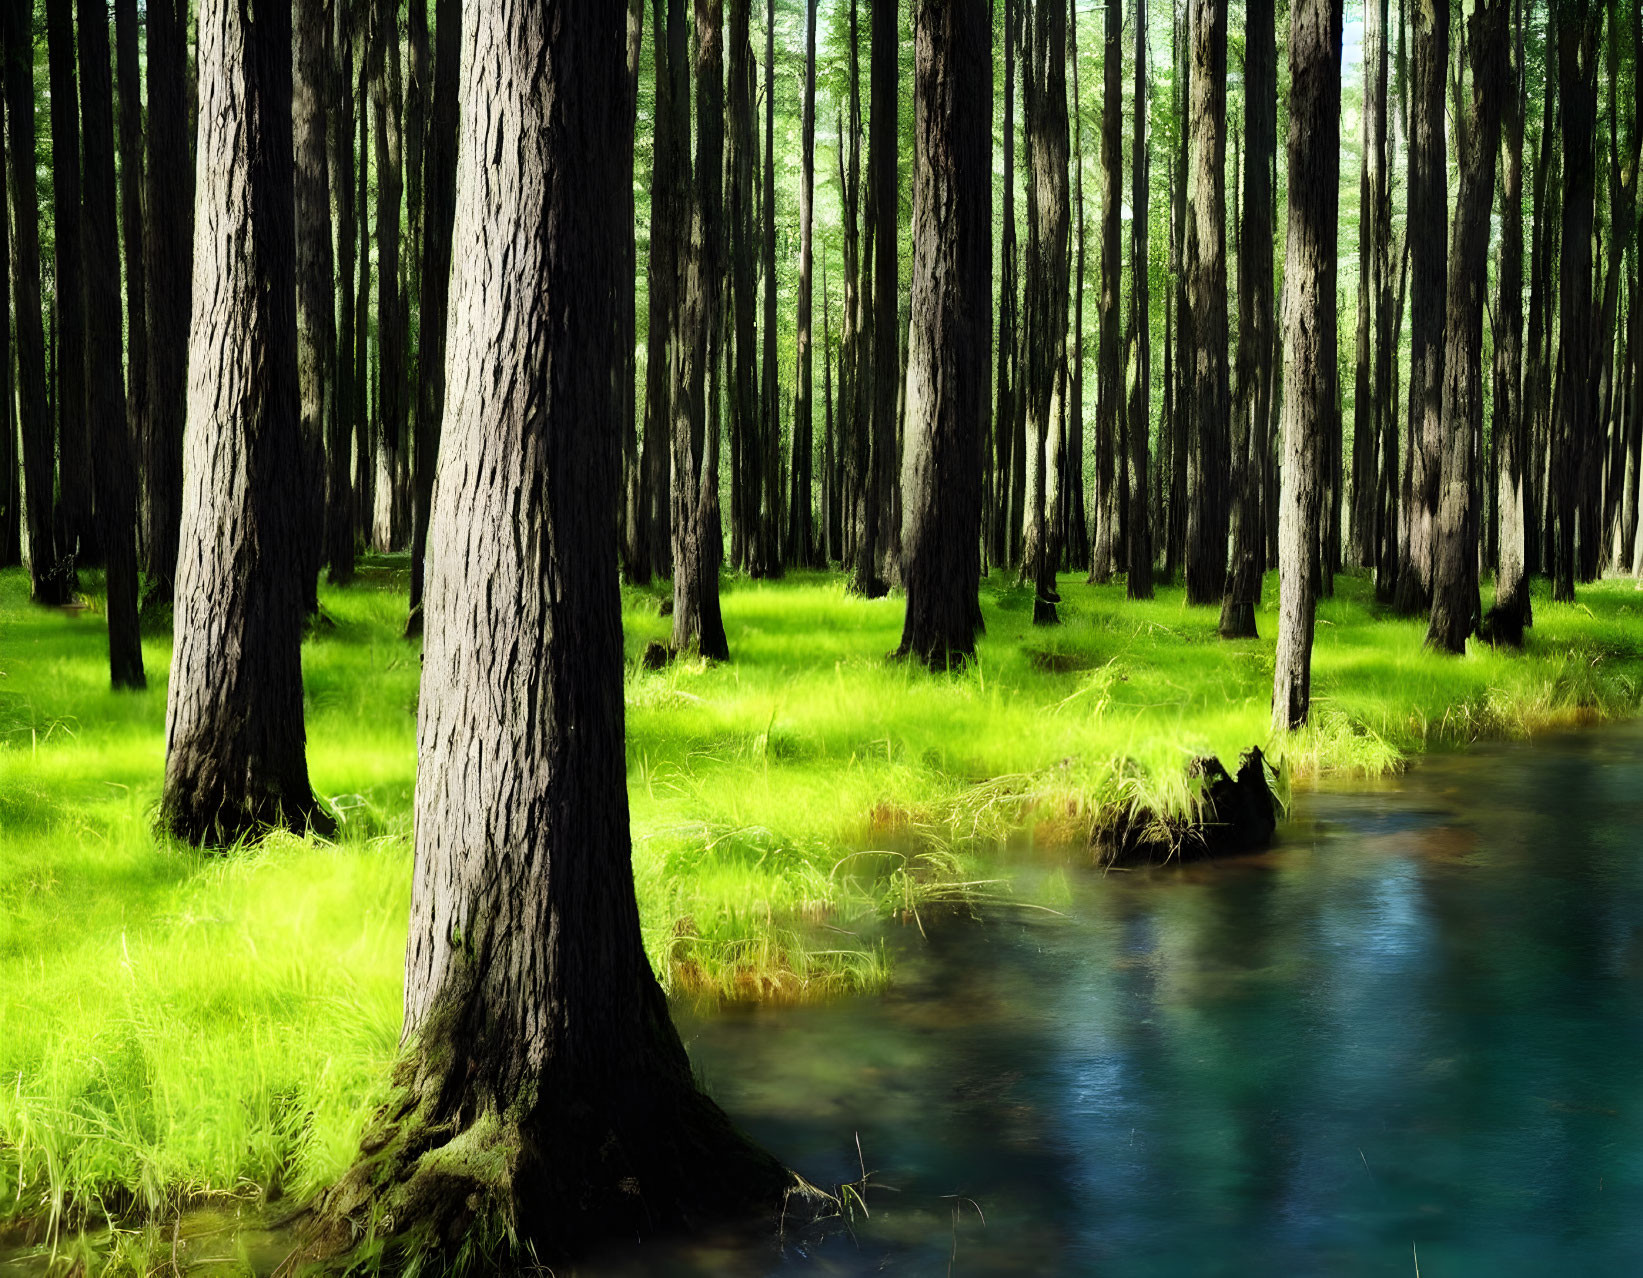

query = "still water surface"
[{"left": 596, "top": 721, "right": 1643, "bottom": 1275}]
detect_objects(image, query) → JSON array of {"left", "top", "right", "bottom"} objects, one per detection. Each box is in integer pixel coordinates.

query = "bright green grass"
[{"left": 3, "top": 559, "right": 1643, "bottom": 1242}]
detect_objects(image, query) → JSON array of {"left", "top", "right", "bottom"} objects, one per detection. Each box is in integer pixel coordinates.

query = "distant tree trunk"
[
  {"left": 1060, "top": 0, "right": 1089, "bottom": 574},
  {"left": 76, "top": 0, "right": 144, "bottom": 686},
  {"left": 823, "top": 255, "right": 840, "bottom": 559},
  {"left": 1220, "top": 0, "right": 1274, "bottom": 636},
  {"left": 1350, "top": 0, "right": 1385, "bottom": 569},
  {"left": 619, "top": 0, "right": 646, "bottom": 582},
  {"left": 640, "top": 0, "right": 680, "bottom": 584},
  {"left": 371, "top": 4, "right": 406, "bottom": 551},
  {"left": 1184, "top": 0, "right": 1229, "bottom": 606},
  {"left": 0, "top": 107, "right": 14, "bottom": 570},
  {"left": 671, "top": 0, "right": 730, "bottom": 659},
  {"left": 46, "top": 0, "right": 92, "bottom": 573},
  {"left": 114, "top": 0, "right": 149, "bottom": 567},
  {"left": 315, "top": 4, "right": 797, "bottom": 1256},
  {"left": 1491, "top": 0, "right": 1529, "bottom": 633},
  {"left": 897, "top": 0, "right": 990, "bottom": 667},
  {"left": 354, "top": 70, "right": 374, "bottom": 548},
  {"left": 4, "top": 1, "right": 68, "bottom": 602},
  {"left": 786, "top": 0, "right": 819, "bottom": 567},
  {"left": 1553, "top": 0, "right": 1601, "bottom": 603},
  {"left": 404, "top": 0, "right": 427, "bottom": 364},
  {"left": 1427, "top": 0, "right": 1506, "bottom": 652},
  {"left": 852, "top": 0, "right": 898, "bottom": 598},
  {"left": 163, "top": 0, "right": 329, "bottom": 844},
  {"left": 1089, "top": 0, "right": 1120, "bottom": 582},
  {"left": 327, "top": 7, "right": 357, "bottom": 586},
  {"left": 727, "top": 0, "right": 759, "bottom": 575},
  {"left": 1126, "top": 0, "right": 1153, "bottom": 600},
  {"left": 406, "top": 0, "right": 460, "bottom": 632},
  {"left": 992, "top": 0, "right": 1020, "bottom": 570},
  {"left": 1372, "top": 0, "right": 1400, "bottom": 600},
  {"left": 1394, "top": 0, "right": 1448, "bottom": 614},
  {"left": 1165, "top": 0, "right": 1189, "bottom": 580},
  {"left": 1272, "top": 0, "right": 1342, "bottom": 731},
  {"left": 143, "top": 0, "right": 193, "bottom": 607},
  {"left": 754, "top": 0, "right": 783, "bottom": 579},
  {"left": 293, "top": 0, "right": 334, "bottom": 615},
  {"left": 1521, "top": 6, "right": 1555, "bottom": 584}
]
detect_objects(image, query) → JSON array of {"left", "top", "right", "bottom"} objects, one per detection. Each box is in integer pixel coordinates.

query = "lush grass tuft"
[{"left": 3, "top": 560, "right": 1642, "bottom": 1246}]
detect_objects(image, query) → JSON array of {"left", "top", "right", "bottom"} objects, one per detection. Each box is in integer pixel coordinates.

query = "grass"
[{"left": 3, "top": 558, "right": 1643, "bottom": 1254}]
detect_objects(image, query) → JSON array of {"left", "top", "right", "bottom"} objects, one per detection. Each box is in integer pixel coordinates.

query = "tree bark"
[
  {"left": 897, "top": 0, "right": 990, "bottom": 667},
  {"left": 992, "top": 0, "right": 1020, "bottom": 570},
  {"left": 314, "top": 5, "right": 799, "bottom": 1259},
  {"left": 1272, "top": 0, "right": 1342, "bottom": 731},
  {"left": 76, "top": 0, "right": 144, "bottom": 685},
  {"left": 1427, "top": 0, "right": 1506, "bottom": 653},
  {"left": 1491, "top": 0, "right": 1529, "bottom": 633},
  {"left": 618, "top": 0, "right": 646, "bottom": 583},
  {"left": 163, "top": 0, "right": 329, "bottom": 845},
  {"left": 371, "top": 1, "right": 407, "bottom": 551},
  {"left": 1089, "top": 0, "right": 1120, "bottom": 582},
  {"left": 786, "top": 0, "right": 819, "bottom": 567},
  {"left": 142, "top": 0, "right": 194, "bottom": 607},
  {"left": 639, "top": 0, "right": 679, "bottom": 584},
  {"left": 327, "top": 5, "right": 358, "bottom": 586},
  {"left": 1060, "top": 0, "right": 1089, "bottom": 574},
  {"left": 4, "top": 1, "right": 69, "bottom": 602},
  {"left": 0, "top": 90, "right": 14, "bottom": 570},
  {"left": 1372, "top": 0, "right": 1400, "bottom": 600},
  {"left": 114, "top": 0, "right": 148, "bottom": 568},
  {"left": 753, "top": 0, "right": 784, "bottom": 579},
  {"left": 1126, "top": 0, "right": 1154, "bottom": 599},
  {"left": 1219, "top": 0, "right": 1274, "bottom": 636},
  {"left": 354, "top": 61, "right": 374, "bottom": 549},
  {"left": 1183, "top": 0, "right": 1229, "bottom": 605}
]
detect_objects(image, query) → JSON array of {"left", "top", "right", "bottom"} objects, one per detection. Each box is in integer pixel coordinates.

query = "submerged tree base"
[{"left": 1097, "top": 747, "right": 1279, "bottom": 865}]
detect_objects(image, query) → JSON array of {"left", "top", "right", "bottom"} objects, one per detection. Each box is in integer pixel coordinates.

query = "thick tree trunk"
[
  {"left": 1427, "top": 0, "right": 1506, "bottom": 653},
  {"left": 294, "top": 0, "right": 335, "bottom": 614},
  {"left": 76, "top": 0, "right": 144, "bottom": 685},
  {"left": 897, "top": 0, "right": 990, "bottom": 667},
  {"left": 1491, "top": 0, "right": 1529, "bottom": 633},
  {"left": 46, "top": 0, "right": 92, "bottom": 573},
  {"left": 1394, "top": 0, "right": 1448, "bottom": 614},
  {"left": 1553, "top": 2, "right": 1601, "bottom": 602},
  {"left": 1126, "top": 0, "right": 1154, "bottom": 599},
  {"left": 143, "top": 0, "right": 194, "bottom": 608},
  {"left": 1089, "top": 0, "right": 1120, "bottom": 582},
  {"left": 1272, "top": 0, "right": 1342, "bottom": 731},
  {"left": 670, "top": 0, "right": 730, "bottom": 659},
  {"left": 992, "top": 0, "right": 1020, "bottom": 571},
  {"left": 313, "top": 7, "right": 799, "bottom": 1260},
  {"left": 786, "top": 0, "right": 819, "bottom": 567},
  {"left": 1219, "top": 0, "right": 1275, "bottom": 636},
  {"left": 4, "top": 1, "right": 69, "bottom": 602},
  {"left": 163, "top": 0, "right": 329, "bottom": 845},
  {"left": 1183, "top": 0, "right": 1230, "bottom": 606},
  {"left": 114, "top": 0, "right": 149, "bottom": 567}
]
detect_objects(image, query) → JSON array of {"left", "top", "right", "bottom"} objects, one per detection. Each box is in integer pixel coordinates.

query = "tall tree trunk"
[
  {"left": 46, "top": 0, "right": 92, "bottom": 573},
  {"left": 1491, "top": 0, "right": 1529, "bottom": 633},
  {"left": 1350, "top": 0, "right": 1386, "bottom": 569},
  {"left": 294, "top": 0, "right": 335, "bottom": 615},
  {"left": 1272, "top": 0, "right": 1342, "bottom": 731},
  {"left": 1126, "top": 0, "right": 1154, "bottom": 599},
  {"left": 1553, "top": 0, "right": 1601, "bottom": 602},
  {"left": 327, "top": 6, "right": 357, "bottom": 586},
  {"left": 315, "top": 3, "right": 796, "bottom": 1258},
  {"left": 0, "top": 95, "right": 14, "bottom": 570},
  {"left": 1089, "top": 0, "right": 1120, "bottom": 582},
  {"left": 1427, "top": 0, "right": 1507, "bottom": 652},
  {"left": 114, "top": 0, "right": 148, "bottom": 569},
  {"left": 992, "top": 0, "right": 1020, "bottom": 570},
  {"left": 1220, "top": 0, "right": 1275, "bottom": 636},
  {"left": 1372, "top": 0, "right": 1400, "bottom": 599},
  {"left": 1165, "top": 0, "right": 1189, "bottom": 581},
  {"left": 897, "top": 0, "right": 990, "bottom": 666},
  {"left": 371, "top": 2, "right": 406, "bottom": 551},
  {"left": 4, "top": 1, "right": 69, "bottom": 602},
  {"left": 406, "top": 0, "right": 460, "bottom": 631},
  {"left": 76, "top": 0, "right": 144, "bottom": 685},
  {"left": 1183, "top": 0, "right": 1229, "bottom": 605},
  {"left": 1394, "top": 0, "right": 1449, "bottom": 613},
  {"left": 786, "top": 0, "right": 819, "bottom": 567},
  {"left": 1521, "top": 8, "right": 1556, "bottom": 583},
  {"left": 143, "top": 0, "right": 194, "bottom": 607},
  {"left": 1060, "top": 0, "right": 1089, "bottom": 573},
  {"left": 728, "top": 0, "right": 759, "bottom": 575},
  {"left": 354, "top": 63, "right": 374, "bottom": 549},
  {"left": 754, "top": 0, "right": 783, "bottom": 579},
  {"left": 640, "top": 0, "right": 679, "bottom": 583},
  {"left": 1598, "top": 0, "right": 1641, "bottom": 573},
  {"left": 619, "top": 0, "right": 646, "bottom": 582},
  {"left": 163, "top": 0, "right": 329, "bottom": 844},
  {"left": 671, "top": 0, "right": 730, "bottom": 658}
]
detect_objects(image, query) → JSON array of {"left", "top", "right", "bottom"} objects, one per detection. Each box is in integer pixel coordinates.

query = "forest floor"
[{"left": 4, "top": 559, "right": 1643, "bottom": 1251}]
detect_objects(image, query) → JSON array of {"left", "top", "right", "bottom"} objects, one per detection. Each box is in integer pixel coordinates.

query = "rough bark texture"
[
  {"left": 670, "top": 0, "right": 730, "bottom": 659},
  {"left": 1491, "top": 0, "right": 1529, "bottom": 633},
  {"left": 114, "top": 0, "right": 149, "bottom": 567},
  {"left": 142, "top": 0, "right": 194, "bottom": 607},
  {"left": 1427, "top": 0, "right": 1506, "bottom": 652},
  {"left": 1272, "top": 0, "right": 1341, "bottom": 732},
  {"left": 786, "top": 0, "right": 819, "bottom": 567},
  {"left": 312, "top": 7, "right": 802, "bottom": 1262},
  {"left": 5, "top": 2, "right": 70, "bottom": 603},
  {"left": 1183, "top": 0, "right": 1229, "bottom": 605},
  {"left": 1219, "top": 0, "right": 1274, "bottom": 637},
  {"left": 896, "top": 0, "right": 989, "bottom": 668},
  {"left": 1126, "top": 0, "right": 1154, "bottom": 600},
  {"left": 77, "top": 0, "right": 144, "bottom": 686},
  {"left": 407, "top": 0, "right": 462, "bottom": 631},
  {"left": 294, "top": 0, "right": 335, "bottom": 615},
  {"left": 162, "top": 0, "right": 328, "bottom": 846},
  {"left": 1090, "top": 0, "right": 1121, "bottom": 583}
]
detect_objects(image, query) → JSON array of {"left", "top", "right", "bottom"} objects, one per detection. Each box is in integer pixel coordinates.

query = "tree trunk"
[
  {"left": 371, "top": 3, "right": 406, "bottom": 551},
  {"left": 76, "top": 0, "right": 144, "bottom": 685},
  {"left": 1089, "top": 0, "right": 1120, "bottom": 582},
  {"left": 313, "top": 6, "right": 799, "bottom": 1259},
  {"left": 328, "top": 8, "right": 358, "bottom": 587},
  {"left": 1060, "top": 0, "right": 1089, "bottom": 574},
  {"left": 670, "top": 0, "right": 730, "bottom": 659},
  {"left": 618, "top": 0, "right": 646, "bottom": 583},
  {"left": 1372, "top": 0, "right": 1400, "bottom": 600},
  {"left": 143, "top": 0, "right": 194, "bottom": 608},
  {"left": 1427, "top": 0, "right": 1506, "bottom": 652},
  {"left": 640, "top": 0, "right": 679, "bottom": 584},
  {"left": 4, "top": 1, "right": 69, "bottom": 602},
  {"left": 752, "top": 0, "right": 783, "bottom": 579},
  {"left": 114, "top": 0, "right": 148, "bottom": 569},
  {"left": 163, "top": 0, "right": 329, "bottom": 845},
  {"left": 0, "top": 94, "right": 14, "bottom": 570},
  {"left": 354, "top": 64, "right": 374, "bottom": 549},
  {"left": 1165, "top": 0, "right": 1189, "bottom": 581},
  {"left": 786, "top": 0, "right": 819, "bottom": 567},
  {"left": 897, "top": 0, "right": 990, "bottom": 667},
  {"left": 1272, "top": 0, "right": 1342, "bottom": 731},
  {"left": 1491, "top": 0, "right": 1529, "bottom": 632},
  {"left": 1184, "top": 0, "right": 1229, "bottom": 606},
  {"left": 1126, "top": 0, "right": 1154, "bottom": 600},
  {"left": 992, "top": 0, "right": 1020, "bottom": 571}
]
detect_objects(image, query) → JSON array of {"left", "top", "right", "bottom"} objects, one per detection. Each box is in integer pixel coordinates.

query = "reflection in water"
[{"left": 589, "top": 721, "right": 1643, "bottom": 1276}]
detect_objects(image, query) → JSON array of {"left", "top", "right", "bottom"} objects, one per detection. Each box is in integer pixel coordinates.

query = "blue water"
[{"left": 603, "top": 721, "right": 1643, "bottom": 1275}]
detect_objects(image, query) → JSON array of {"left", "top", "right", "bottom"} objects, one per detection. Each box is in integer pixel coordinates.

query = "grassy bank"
[{"left": 3, "top": 560, "right": 1643, "bottom": 1246}]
